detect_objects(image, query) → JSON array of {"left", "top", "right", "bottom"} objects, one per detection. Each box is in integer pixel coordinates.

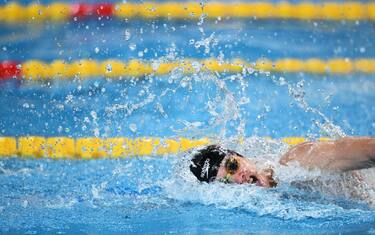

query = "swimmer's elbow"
[{"left": 331, "top": 137, "right": 375, "bottom": 171}]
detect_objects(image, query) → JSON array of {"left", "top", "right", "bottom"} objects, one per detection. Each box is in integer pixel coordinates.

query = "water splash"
[
  {"left": 274, "top": 77, "right": 346, "bottom": 139},
  {"left": 163, "top": 137, "right": 375, "bottom": 220}
]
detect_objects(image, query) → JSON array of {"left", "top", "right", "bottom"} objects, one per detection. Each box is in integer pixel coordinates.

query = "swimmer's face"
[{"left": 216, "top": 155, "right": 277, "bottom": 188}]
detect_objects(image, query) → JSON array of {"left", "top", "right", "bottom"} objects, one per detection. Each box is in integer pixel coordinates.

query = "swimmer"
[{"left": 189, "top": 137, "right": 375, "bottom": 188}]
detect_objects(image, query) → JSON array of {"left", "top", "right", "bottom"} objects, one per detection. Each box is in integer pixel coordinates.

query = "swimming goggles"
[
  {"left": 218, "top": 156, "right": 239, "bottom": 183},
  {"left": 225, "top": 156, "right": 239, "bottom": 175}
]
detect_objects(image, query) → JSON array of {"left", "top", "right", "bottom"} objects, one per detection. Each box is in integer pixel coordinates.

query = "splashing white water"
[
  {"left": 162, "top": 137, "right": 375, "bottom": 220},
  {"left": 277, "top": 78, "right": 346, "bottom": 139}
]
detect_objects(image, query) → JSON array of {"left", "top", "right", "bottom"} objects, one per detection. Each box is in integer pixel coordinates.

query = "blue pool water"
[{"left": 1, "top": 2, "right": 375, "bottom": 234}]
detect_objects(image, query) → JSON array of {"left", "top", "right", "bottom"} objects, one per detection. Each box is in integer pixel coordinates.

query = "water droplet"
[
  {"left": 264, "top": 105, "right": 271, "bottom": 112},
  {"left": 93, "top": 128, "right": 100, "bottom": 137},
  {"left": 194, "top": 42, "right": 200, "bottom": 49},
  {"left": 129, "top": 43, "right": 136, "bottom": 51},
  {"left": 152, "top": 61, "right": 160, "bottom": 71},
  {"left": 106, "top": 64, "right": 112, "bottom": 73},
  {"left": 129, "top": 123, "right": 137, "bottom": 132},
  {"left": 278, "top": 77, "right": 286, "bottom": 85},
  {"left": 124, "top": 29, "right": 131, "bottom": 41},
  {"left": 191, "top": 61, "right": 201, "bottom": 72},
  {"left": 90, "top": 111, "right": 98, "bottom": 120}
]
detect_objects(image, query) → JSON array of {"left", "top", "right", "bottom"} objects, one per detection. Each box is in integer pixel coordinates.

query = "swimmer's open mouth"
[{"left": 249, "top": 175, "right": 258, "bottom": 184}]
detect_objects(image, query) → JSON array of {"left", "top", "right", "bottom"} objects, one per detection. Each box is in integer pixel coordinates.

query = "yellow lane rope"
[
  {"left": 3, "top": 58, "right": 375, "bottom": 80},
  {"left": 0, "top": 136, "right": 329, "bottom": 159},
  {"left": 0, "top": 2, "right": 374, "bottom": 24}
]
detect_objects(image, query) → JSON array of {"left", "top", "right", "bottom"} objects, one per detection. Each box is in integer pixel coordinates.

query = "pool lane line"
[
  {"left": 0, "top": 2, "right": 374, "bottom": 24},
  {"left": 1, "top": 58, "right": 375, "bottom": 81},
  {"left": 0, "top": 136, "right": 330, "bottom": 159}
]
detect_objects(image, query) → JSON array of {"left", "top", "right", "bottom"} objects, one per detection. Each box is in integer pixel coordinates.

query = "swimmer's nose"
[
  {"left": 241, "top": 172, "right": 247, "bottom": 183},
  {"left": 238, "top": 170, "right": 250, "bottom": 184}
]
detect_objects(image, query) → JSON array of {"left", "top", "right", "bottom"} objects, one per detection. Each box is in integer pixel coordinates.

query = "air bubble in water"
[{"left": 94, "top": 47, "right": 100, "bottom": 53}]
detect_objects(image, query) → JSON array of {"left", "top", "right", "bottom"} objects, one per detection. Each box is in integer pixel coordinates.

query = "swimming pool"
[{"left": 1, "top": 1, "right": 375, "bottom": 234}]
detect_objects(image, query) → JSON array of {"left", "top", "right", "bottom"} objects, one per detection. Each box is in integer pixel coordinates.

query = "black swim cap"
[{"left": 189, "top": 145, "right": 230, "bottom": 183}]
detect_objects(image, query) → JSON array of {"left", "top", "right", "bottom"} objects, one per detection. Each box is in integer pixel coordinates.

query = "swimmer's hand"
[{"left": 279, "top": 137, "right": 375, "bottom": 172}]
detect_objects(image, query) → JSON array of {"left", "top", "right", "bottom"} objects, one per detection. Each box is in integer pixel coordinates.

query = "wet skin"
[
  {"left": 216, "top": 155, "right": 277, "bottom": 188},
  {"left": 215, "top": 137, "right": 375, "bottom": 188}
]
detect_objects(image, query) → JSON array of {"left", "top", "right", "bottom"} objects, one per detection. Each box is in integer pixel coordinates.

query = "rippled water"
[
  {"left": 1, "top": 139, "right": 375, "bottom": 234},
  {"left": 1, "top": 2, "right": 375, "bottom": 234}
]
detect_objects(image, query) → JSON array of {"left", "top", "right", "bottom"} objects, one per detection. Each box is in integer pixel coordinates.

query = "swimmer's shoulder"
[{"left": 279, "top": 141, "right": 316, "bottom": 166}]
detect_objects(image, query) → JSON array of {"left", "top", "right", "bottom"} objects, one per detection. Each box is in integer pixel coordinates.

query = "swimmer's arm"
[{"left": 279, "top": 137, "right": 375, "bottom": 172}]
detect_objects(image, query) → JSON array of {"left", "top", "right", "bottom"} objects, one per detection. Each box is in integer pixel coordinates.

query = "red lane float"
[
  {"left": 0, "top": 61, "right": 21, "bottom": 80},
  {"left": 71, "top": 3, "right": 114, "bottom": 18},
  {"left": 93, "top": 3, "right": 114, "bottom": 17}
]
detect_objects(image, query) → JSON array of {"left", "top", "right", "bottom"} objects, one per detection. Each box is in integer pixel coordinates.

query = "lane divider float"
[
  {"left": 1, "top": 58, "right": 375, "bottom": 80},
  {"left": 0, "top": 136, "right": 330, "bottom": 159},
  {"left": 0, "top": 2, "right": 374, "bottom": 24}
]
